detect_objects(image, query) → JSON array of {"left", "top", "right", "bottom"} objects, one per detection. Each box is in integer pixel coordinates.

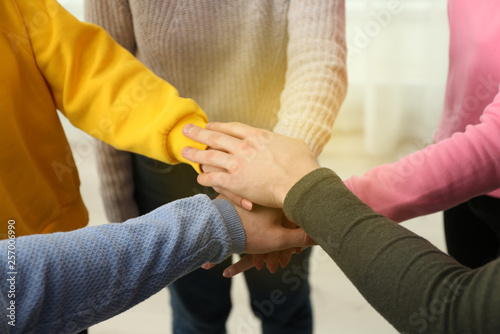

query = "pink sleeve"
[{"left": 345, "top": 88, "right": 500, "bottom": 222}]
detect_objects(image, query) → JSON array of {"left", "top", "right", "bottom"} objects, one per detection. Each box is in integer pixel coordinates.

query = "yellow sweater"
[{"left": 0, "top": 0, "right": 207, "bottom": 237}]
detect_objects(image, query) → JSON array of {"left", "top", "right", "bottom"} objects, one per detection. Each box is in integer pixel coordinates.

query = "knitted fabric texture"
[
  {"left": 85, "top": 0, "right": 347, "bottom": 222},
  {"left": 0, "top": 195, "right": 244, "bottom": 333}
]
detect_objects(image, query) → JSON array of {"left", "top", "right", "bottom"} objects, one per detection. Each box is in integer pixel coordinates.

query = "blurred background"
[{"left": 59, "top": 1, "right": 449, "bottom": 333}]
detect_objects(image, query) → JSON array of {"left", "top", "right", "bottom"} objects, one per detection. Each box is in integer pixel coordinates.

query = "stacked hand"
[
  {"left": 206, "top": 195, "right": 312, "bottom": 277},
  {"left": 182, "top": 122, "right": 320, "bottom": 208},
  {"left": 181, "top": 122, "right": 321, "bottom": 277},
  {"left": 227, "top": 195, "right": 313, "bottom": 255}
]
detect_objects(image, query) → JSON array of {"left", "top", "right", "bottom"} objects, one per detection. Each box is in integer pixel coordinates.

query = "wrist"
[
  {"left": 212, "top": 199, "right": 245, "bottom": 254},
  {"left": 277, "top": 164, "right": 321, "bottom": 207}
]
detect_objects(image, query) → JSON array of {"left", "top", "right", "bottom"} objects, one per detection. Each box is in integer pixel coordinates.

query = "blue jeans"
[{"left": 132, "top": 155, "right": 313, "bottom": 334}]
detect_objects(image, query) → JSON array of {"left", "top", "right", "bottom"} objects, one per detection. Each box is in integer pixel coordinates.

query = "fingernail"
[
  {"left": 181, "top": 147, "right": 192, "bottom": 156},
  {"left": 223, "top": 269, "right": 231, "bottom": 278},
  {"left": 183, "top": 124, "right": 194, "bottom": 134},
  {"left": 206, "top": 123, "right": 213, "bottom": 129},
  {"left": 242, "top": 199, "right": 253, "bottom": 211}
]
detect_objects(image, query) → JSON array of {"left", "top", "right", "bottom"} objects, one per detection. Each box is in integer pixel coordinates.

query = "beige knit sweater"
[{"left": 85, "top": 0, "right": 347, "bottom": 222}]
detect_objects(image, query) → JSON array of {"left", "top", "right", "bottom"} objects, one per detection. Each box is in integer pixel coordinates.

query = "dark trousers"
[
  {"left": 132, "top": 154, "right": 313, "bottom": 334},
  {"left": 444, "top": 195, "right": 500, "bottom": 269}
]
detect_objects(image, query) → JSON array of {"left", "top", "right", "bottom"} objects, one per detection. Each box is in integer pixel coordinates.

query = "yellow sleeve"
[{"left": 17, "top": 0, "right": 207, "bottom": 171}]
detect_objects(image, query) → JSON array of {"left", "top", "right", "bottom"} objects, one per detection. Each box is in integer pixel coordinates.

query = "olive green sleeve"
[{"left": 284, "top": 168, "right": 500, "bottom": 333}]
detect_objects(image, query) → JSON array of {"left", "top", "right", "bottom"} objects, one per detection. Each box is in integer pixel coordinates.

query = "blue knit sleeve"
[{"left": 0, "top": 195, "right": 244, "bottom": 333}]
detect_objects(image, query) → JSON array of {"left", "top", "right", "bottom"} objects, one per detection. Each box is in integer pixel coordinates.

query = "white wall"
[
  {"left": 338, "top": 0, "right": 449, "bottom": 154},
  {"left": 60, "top": 0, "right": 83, "bottom": 20}
]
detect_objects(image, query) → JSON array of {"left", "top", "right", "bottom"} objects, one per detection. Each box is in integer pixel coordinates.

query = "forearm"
[
  {"left": 345, "top": 102, "right": 500, "bottom": 222},
  {"left": 274, "top": 0, "right": 347, "bottom": 156},
  {"left": 285, "top": 168, "right": 500, "bottom": 333},
  {"left": 19, "top": 0, "right": 207, "bottom": 170},
  {"left": 0, "top": 195, "right": 243, "bottom": 333}
]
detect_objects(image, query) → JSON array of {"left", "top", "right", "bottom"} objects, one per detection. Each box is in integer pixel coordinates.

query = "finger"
[
  {"left": 241, "top": 198, "right": 253, "bottom": 211},
  {"left": 214, "top": 187, "right": 253, "bottom": 211},
  {"left": 183, "top": 124, "right": 241, "bottom": 152},
  {"left": 201, "top": 163, "right": 225, "bottom": 174},
  {"left": 223, "top": 255, "right": 255, "bottom": 278},
  {"left": 200, "top": 149, "right": 226, "bottom": 174},
  {"left": 206, "top": 122, "right": 256, "bottom": 140},
  {"left": 216, "top": 188, "right": 253, "bottom": 211},
  {"left": 182, "top": 146, "right": 231, "bottom": 169},
  {"left": 265, "top": 252, "right": 280, "bottom": 273},
  {"left": 201, "top": 263, "right": 217, "bottom": 270},
  {"left": 279, "top": 248, "right": 294, "bottom": 268},
  {"left": 252, "top": 254, "right": 266, "bottom": 270},
  {"left": 197, "top": 172, "right": 231, "bottom": 190}
]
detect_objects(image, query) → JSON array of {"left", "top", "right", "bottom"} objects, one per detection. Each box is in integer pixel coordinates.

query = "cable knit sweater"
[{"left": 85, "top": 0, "right": 347, "bottom": 222}]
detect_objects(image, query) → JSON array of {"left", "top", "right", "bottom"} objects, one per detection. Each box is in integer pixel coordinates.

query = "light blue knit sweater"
[{"left": 0, "top": 195, "right": 245, "bottom": 333}]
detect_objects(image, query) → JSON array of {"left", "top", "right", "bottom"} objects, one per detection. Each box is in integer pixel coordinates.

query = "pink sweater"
[{"left": 345, "top": 0, "right": 500, "bottom": 222}]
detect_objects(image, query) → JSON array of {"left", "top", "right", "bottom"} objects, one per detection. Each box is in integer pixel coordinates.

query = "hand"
[
  {"left": 201, "top": 204, "right": 315, "bottom": 276},
  {"left": 221, "top": 248, "right": 307, "bottom": 278},
  {"left": 201, "top": 248, "right": 297, "bottom": 277},
  {"left": 202, "top": 163, "right": 253, "bottom": 211},
  {"left": 228, "top": 197, "right": 315, "bottom": 254},
  {"left": 182, "top": 122, "right": 320, "bottom": 208},
  {"left": 223, "top": 215, "right": 309, "bottom": 276}
]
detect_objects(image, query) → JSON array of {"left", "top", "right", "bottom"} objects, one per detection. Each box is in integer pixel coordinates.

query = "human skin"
[
  {"left": 182, "top": 122, "right": 322, "bottom": 275},
  {"left": 181, "top": 122, "right": 320, "bottom": 208}
]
